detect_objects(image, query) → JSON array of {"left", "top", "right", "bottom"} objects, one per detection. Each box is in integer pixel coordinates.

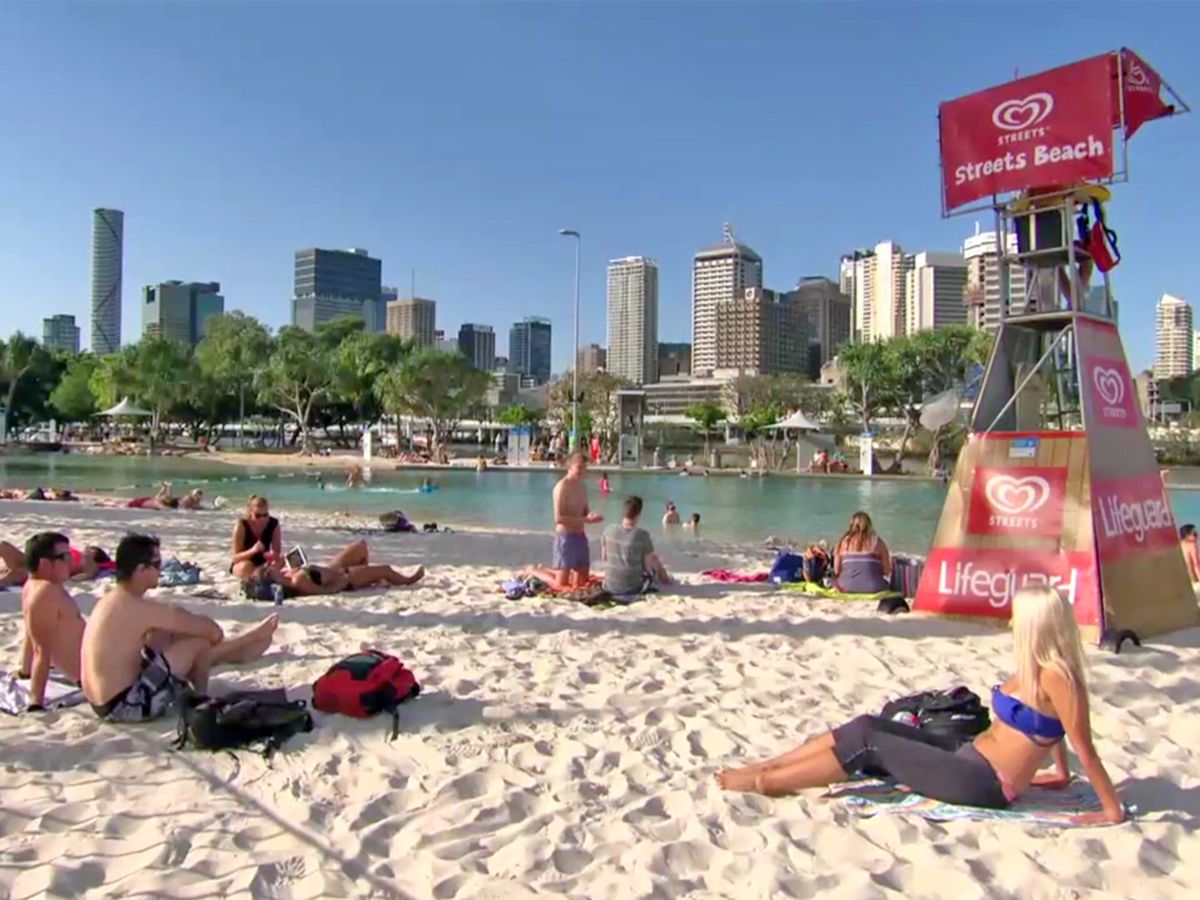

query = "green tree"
[
  {"left": 498, "top": 404, "right": 542, "bottom": 428},
  {"left": 131, "top": 337, "right": 196, "bottom": 440},
  {"left": 50, "top": 354, "right": 100, "bottom": 421},
  {"left": 376, "top": 348, "right": 491, "bottom": 459},
  {"left": 740, "top": 401, "right": 784, "bottom": 469},
  {"left": 0, "top": 333, "right": 52, "bottom": 438},
  {"left": 330, "top": 330, "right": 409, "bottom": 426},
  {"left": 256, "top": 326, "right": 334, "bottom": 454},
  {"left": 195, "top": 312, "right": 271, "bottom": 445},
  {"left": 547, "top": 370, "right": 628, "bottom": 459},
  {"left": 837, "top": 340, "right": 902, "bottom": 434},
  {"left": 687, "top": 401, "right": 725, "bottom": 457}
]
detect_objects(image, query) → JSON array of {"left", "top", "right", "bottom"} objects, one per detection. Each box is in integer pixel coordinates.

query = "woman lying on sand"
[
  {"left": 717, "top": 585, "right": 1126, "bottom": 824},
  {"left": 277, "top": 540, "right": 424, "bottom": 596}
]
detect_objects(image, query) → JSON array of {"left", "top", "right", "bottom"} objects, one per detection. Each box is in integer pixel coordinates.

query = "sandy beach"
[{"left": 1, "top": 500, "right": 1198, "bottom": 899}]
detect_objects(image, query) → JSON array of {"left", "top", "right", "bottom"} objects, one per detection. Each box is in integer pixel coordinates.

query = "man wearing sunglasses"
[
  {"left": 19, "top": 532, "right": 86, "bottom": 712},
  {"left": 82, "top": 534, "right": 279, "bottom": 722}
]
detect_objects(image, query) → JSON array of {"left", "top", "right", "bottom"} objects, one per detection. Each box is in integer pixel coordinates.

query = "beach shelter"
[
  {"left": 99, "top": 397, "right": 152, "bottom": 417},
  {"left": 766, "top": 410, "right": 823, "bottom": 473}
]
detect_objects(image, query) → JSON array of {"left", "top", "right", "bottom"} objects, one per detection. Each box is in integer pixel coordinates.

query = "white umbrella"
[
  {"left": 99, "top": 397, "right": 152, "bottom": 417},
  {"left": 765, "top": 409, "right": 821, "bottom": 431}
]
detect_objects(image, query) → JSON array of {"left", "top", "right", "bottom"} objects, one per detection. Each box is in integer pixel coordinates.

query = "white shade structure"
[
  {"left": 765, "top": 409, "right": 821, "bottom": 431},
  {"left": 99, "top": 397, "right": 152, "bottom": 417}
]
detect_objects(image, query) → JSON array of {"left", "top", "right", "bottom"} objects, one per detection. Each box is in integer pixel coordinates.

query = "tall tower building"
[
  {"left": 1155, "top": 293, "right": 1193, "bottom": 379},
  {"left": 962, "top": 227, "right": 1028, "bottom": 333},
  {"left": 43, "top": 315, "right": 81, "bottom": 354},
  {"left": 142, "top": 281, "right": 225, "bottom": 347},
  {"left": 839, "top": 241, "right": 911, "bottom": 342},
  {"left": 905, "top": 252, "right": 968, "bottom": 334},
  {"left": 577, "top": 344, "right": 607, "bottom": 374},
  {"left": 457, "top": 323, "right": 496, "bottom": 370},
  {"left": 291, "top": 247, "right": 383, "bottom": 332},
  {"left": 714, "top": 287, "right": 807, "bottom": 376},
  {"left": 786, "top": 278, "right": 851, "bottom": 379},
  {"left": 509, "top": 317, "right": 552, "bottom": 385},
  {"left": 691, "top": 224, "right": 762, "bottom": 375},
  {"left": 386, "top": 298, "right": 437, "bottom": 347},
  {"left": 90, "top": 208, "right": 124, "bottom": 354},
  {"left": 606, "top": 256, "right": 659, "bottom": 385}
]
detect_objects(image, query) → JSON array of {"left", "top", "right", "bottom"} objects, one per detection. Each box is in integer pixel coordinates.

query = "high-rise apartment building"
[
  {"left": 962, "top": 227, "right": 1028, "bottom": 333},
  {"left": 839, "top": 241, "right": 911, "bottom": 342},
  {"left": 714, "top": 287, "right": 807, "bottom": 376},
  {"left": 509, "top": 317, "right": 552, "bottom": 385},
  {"left": 905, "top": 252, "right": 968, "bottom": 334},
  {"left": 142, "top": 281, "right": 225, "bottom": 347},
  {"left": 91, "top": 208, "right": 124, "bottom": 354},
  {"left": 291, "top": 247, "right": 384, "bottom": 332},
  {"left": 433, "top": 329, "right": 459, "bottom": 354},
  {"left": 458, "top": 324, "right": 496, "bottom": 370},
  {"left": 42, "top": 315, "right": 81, "bottom": 354},
  {"left": 1155, "top": 293, "right": 1193, "bottom": 379},
  {"left": 607, "top": 256, "right": 659, "bottom": 385},
  {"left": 578, "top": 344, "right": 607, "bottom": 374},
  {"left": 785, "top": 278, "right": 851, "bottom": 379},
  {"left": 386, "top": 298, "right": 437, "bottom": 347},
  {"left": 692, "top": 225, "right": 762, "bottom": 375},
  {"left": 657, "top": 342, "right": 692, "bottom": 378}
]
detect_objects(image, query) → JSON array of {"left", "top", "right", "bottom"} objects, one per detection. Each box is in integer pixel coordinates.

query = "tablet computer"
[{"left": 285, "top": 546, "right": 308, "bottom": 570}]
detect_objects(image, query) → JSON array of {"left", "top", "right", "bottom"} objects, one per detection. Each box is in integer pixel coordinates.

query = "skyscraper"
[
  {"left": 607, "top": 256, "right": 659, "bottom": 385},
  {"left": 1155, "top": 293, "right": 1193, "bottom": 379},
  {"left": 692, "top": 225, "right": 762, "bottom": 375},
  {"left": 714, "top": 288, "right": 807, "bottom": 376},
  {"left": 904, "top": 252, "right": 968, "bottom": 334},
  {"left": 42, "top": 315, "right": 81, "bottom": 354},
  {"left": 91, "top": 208, "right": 124, "bottom": 354},
  {"left": 142, "top": 281, "right": 225, "bottom": 347},
  {"left": 785, "top": 278, "right": 851, "bottom": 379},
  {"left": 386, "top": 298, "right": 437, "bottom": 347},
  {"left": 839, "top": 241, "right": 911, "bottom": 342},
  {"left": 657, "top": 342, "right": 692, "bottom": 378},
  {"left": 962, "top": 227, "right": 1028, "bottom": 333},
  {"left": 458, "top": 324, "right": 496, "bottom": 370},
  {"left": 509, "top": 317, "right": 552, "bottom": 385},
  {"left": 578, "top": 344, "right": 607, "bottom": 374},
  {"left": 291, "top": 247, "right": 384, "bottom": 332}
]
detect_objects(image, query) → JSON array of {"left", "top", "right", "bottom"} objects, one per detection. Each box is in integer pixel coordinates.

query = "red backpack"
[{"left": 312, "top": 650, "right": 421, "bottom": 738}]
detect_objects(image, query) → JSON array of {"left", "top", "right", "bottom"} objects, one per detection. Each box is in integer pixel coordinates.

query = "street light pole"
[{"left": 559, "top": 228, "right": 581, "bottom": 453}]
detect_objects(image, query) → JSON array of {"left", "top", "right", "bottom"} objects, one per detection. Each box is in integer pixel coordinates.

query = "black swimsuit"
[{"left": 233, "top": 516, "right": 278, "bottom": 573}]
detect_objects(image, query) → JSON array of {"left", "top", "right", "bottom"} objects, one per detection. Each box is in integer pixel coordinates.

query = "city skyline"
[{"left": 3, "top": 5, "right": 1198, "bottom": 372}]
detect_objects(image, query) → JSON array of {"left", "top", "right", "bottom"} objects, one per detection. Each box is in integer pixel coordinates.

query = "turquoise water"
[{"left": 5, "top": 453, "right": 1200, "bottom": 553}]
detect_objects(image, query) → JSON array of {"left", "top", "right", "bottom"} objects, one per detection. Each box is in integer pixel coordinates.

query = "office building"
[
  {"left": 785, "top": 278, "right": 851, "bottom": 379},
  {"left": 905, "top": 252, "right": 968, "bottom": 334},
  {"left": 578, "top": 344, "right": 607, "bottom": 374},
  {"left": 291, "top": 247, "right": 384, "bottom": 332},
  {"left": 458, "top": 323, "right": 496, "bottom": 370},
  {"left": 386, "top": 298, "right": 437, "bottom": 347},
  {"left": 42, "top": 315, "right": 81, "bottom": 354},
  {"left": 607, "top": 255, "right": 659, "bottom": 385},
  {"left": 839, "top": 241, "right": 911, "bottom": 342},
  {"left": 714, "top": 287, "right": 807, "bottom": 376},
  {"left": 961, "top": 226, "right": 1028, "bottom": 333},
  {"left": 91, "top": 208, "right": 124, "bottom": 354},
  {"left": 142, "top": 281, "right": 225, "bottom": 347},
  {"left": 1155, "top": 293, "right": 1193, "bottom": 379},
  {"left": 657, "top": 342, "right": 692, "bottom": 378},
  {"left": 692, "top": 224, "right": 762, "bottom": 375},
  {"left": 509, "top": 316, "right": 552, "bottom": 385},
  {"left": 434, "top": 329, "right": 459, "bottom": 354},
  {"left": 643, "top": 375, "right": 735, "bottom": 419}
]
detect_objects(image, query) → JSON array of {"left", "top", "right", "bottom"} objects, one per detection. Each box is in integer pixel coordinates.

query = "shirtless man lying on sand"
[
  {"left": 82, "top": 533, "right": 278, "bottom": 722},
  {"left": 19, "top": 532, "right": 86, "bottom": 710}
]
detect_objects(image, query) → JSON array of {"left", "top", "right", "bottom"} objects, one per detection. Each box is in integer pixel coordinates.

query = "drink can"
[{"left": 891, "top": 711, "right": 920, "bottom": 728}]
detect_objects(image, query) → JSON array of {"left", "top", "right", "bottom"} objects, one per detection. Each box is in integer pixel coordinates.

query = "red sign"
[
  {"left": 917, "top": 547, "right": 1100, "bottom": 624},
  {"left": 1092, "top": 473, "right": 1177, "bottom": 562},
  {"left": 1116, "top": 49, "right": 1175, "bottom": 138},
  {"left": 1082, "top": 355, "right": 1139, "bottom": 429},
  {"left": 967, "top": 467, "right": 1068, "bottom": 537},
  {"left": 940, "top": 55, "right": 1115, "bottom": 209}
]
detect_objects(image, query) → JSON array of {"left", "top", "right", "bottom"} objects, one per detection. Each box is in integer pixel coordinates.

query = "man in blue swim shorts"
[{"left": 552, "top": 453, "right": 603, "bottom": 588}]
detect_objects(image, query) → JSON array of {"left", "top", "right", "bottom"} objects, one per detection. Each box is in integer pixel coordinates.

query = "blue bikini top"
[{"left": 991, "top": 686, "right": 1065, "bottom": 746}]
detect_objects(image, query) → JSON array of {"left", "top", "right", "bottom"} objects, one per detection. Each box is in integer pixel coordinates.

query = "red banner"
[
  {"left": 940, "top": 55, "right": 1115, "bottom": 210},
  {"left": 1115, "top": 49, "right": 1175, "bottom": 138},
  {"left": 967, "top": 467, "right": 1068, "bottom": 537},
  {"left": 1092, "top": 473, "right": 1178, "bottom": 562}
]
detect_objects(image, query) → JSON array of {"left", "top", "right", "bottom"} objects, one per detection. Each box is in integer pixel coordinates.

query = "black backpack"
[
  {"left": 174, "top": 689, "right": 314, "bottom": 759},
  {"left": 880, "top": 686, "right": 990, "bottom": 748}
]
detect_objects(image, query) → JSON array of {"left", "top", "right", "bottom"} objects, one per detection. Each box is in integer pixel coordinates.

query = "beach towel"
[
  {"left": 781, "top": 582, "right": 903, "bottom": 602},
  {"left": 0, "top": 671, "right": 86, "bottom": 715},
  {"left": 702, "top": 569, "right": 769, "bottom": 583},
  {"left": 829, "top": 778, "right": 1109, "bottom": 826},
  {"left": 158, "top": 560, "right": 202, "bottom": 587}
]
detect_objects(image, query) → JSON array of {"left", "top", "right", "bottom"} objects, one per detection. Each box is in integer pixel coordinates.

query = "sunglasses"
[
  {"left": 252, "top": 510, "right": 270, "bottom": 518},
  {"left": 145, "top": 558, "right": 163, "bottom": 571},
  {"left": 49, "top": 551, "right": 72, "bottom": 562}
]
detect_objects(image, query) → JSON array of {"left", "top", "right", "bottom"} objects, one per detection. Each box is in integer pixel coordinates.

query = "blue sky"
[{"left": 1, "top": 1, "right": 1197, "bottom": 373}]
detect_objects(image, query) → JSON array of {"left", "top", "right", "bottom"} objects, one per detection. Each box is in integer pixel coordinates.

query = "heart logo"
[
  {"left": 1092, "top": 366, "right": 1125, "bottom": 406},
  {"left": 991, "top": 93, "right": 1054, "bottom": 131},
  {"left": 1126, "top": 62, "right": 1149, "bottom": 87},
  {"left": 985, "top": 475, "right": 1051, "bottom": 516}
]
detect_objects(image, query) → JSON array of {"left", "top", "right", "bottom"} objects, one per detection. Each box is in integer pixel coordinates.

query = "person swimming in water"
[{"left": 716, "top": 585, "right": 1126, "bottom": 823}]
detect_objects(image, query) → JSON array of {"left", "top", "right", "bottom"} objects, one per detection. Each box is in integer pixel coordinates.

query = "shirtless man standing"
[
  {"left": 551, "top": 453, "right": 603, "bottom": 588},
  {"left": 82, "top": 533, "right": 279, "bottom": 722},
  {"left": 19, "top": 533, "right": 86, "bottom": 711}
]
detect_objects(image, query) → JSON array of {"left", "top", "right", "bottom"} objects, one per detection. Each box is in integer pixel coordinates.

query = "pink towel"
[{"left": 702, "top": 569, "right": 769, "bottom": 583}]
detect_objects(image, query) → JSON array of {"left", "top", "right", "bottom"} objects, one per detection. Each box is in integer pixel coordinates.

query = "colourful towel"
[
  {"left": 829, "top": 778, "right": 1107, "bottom": 826},
  {"left": 781, "top": 582, "right": 903, "bottom": 602},
  {"left": 702, "top": 569, "right": 769, "bottom": 583}
]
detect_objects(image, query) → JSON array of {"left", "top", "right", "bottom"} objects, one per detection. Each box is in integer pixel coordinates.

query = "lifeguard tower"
[
  {"left": 616, "top": 390, "right": 645, "bottom": 468},
  {"left": 914, "top": 50, "right": 1199, "bottom": 647}
]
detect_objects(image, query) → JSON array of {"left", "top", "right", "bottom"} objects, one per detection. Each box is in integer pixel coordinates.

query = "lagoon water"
[{"left": 4, "top": 453, "right": 1199, "bottom": 553}]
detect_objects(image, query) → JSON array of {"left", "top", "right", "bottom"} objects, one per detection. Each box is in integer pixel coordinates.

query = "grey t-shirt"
[{"left": 601, "top": 523, "right": 655, "bottom": 594}]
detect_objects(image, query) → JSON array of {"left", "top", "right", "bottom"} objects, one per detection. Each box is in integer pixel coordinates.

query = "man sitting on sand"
[
  {"left": 551, "top": 453, "right": 603, "bottom": 588},
  {"left": 19, "top": 533, "right": 86, "bottom": 710},
  {"left": 601, "top": 496, "right": 671, "bottom": 595},
  {"left": 82, "top": 534, "right": 279, "bottom": 721},
  {"left": 1181, "top": 524, "right": 1200, "bottom": 583}
]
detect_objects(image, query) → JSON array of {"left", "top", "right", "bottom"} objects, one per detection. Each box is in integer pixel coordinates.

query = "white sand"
[{"left": 1, "top": 500, "right": 1198, "bottom": 899}]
